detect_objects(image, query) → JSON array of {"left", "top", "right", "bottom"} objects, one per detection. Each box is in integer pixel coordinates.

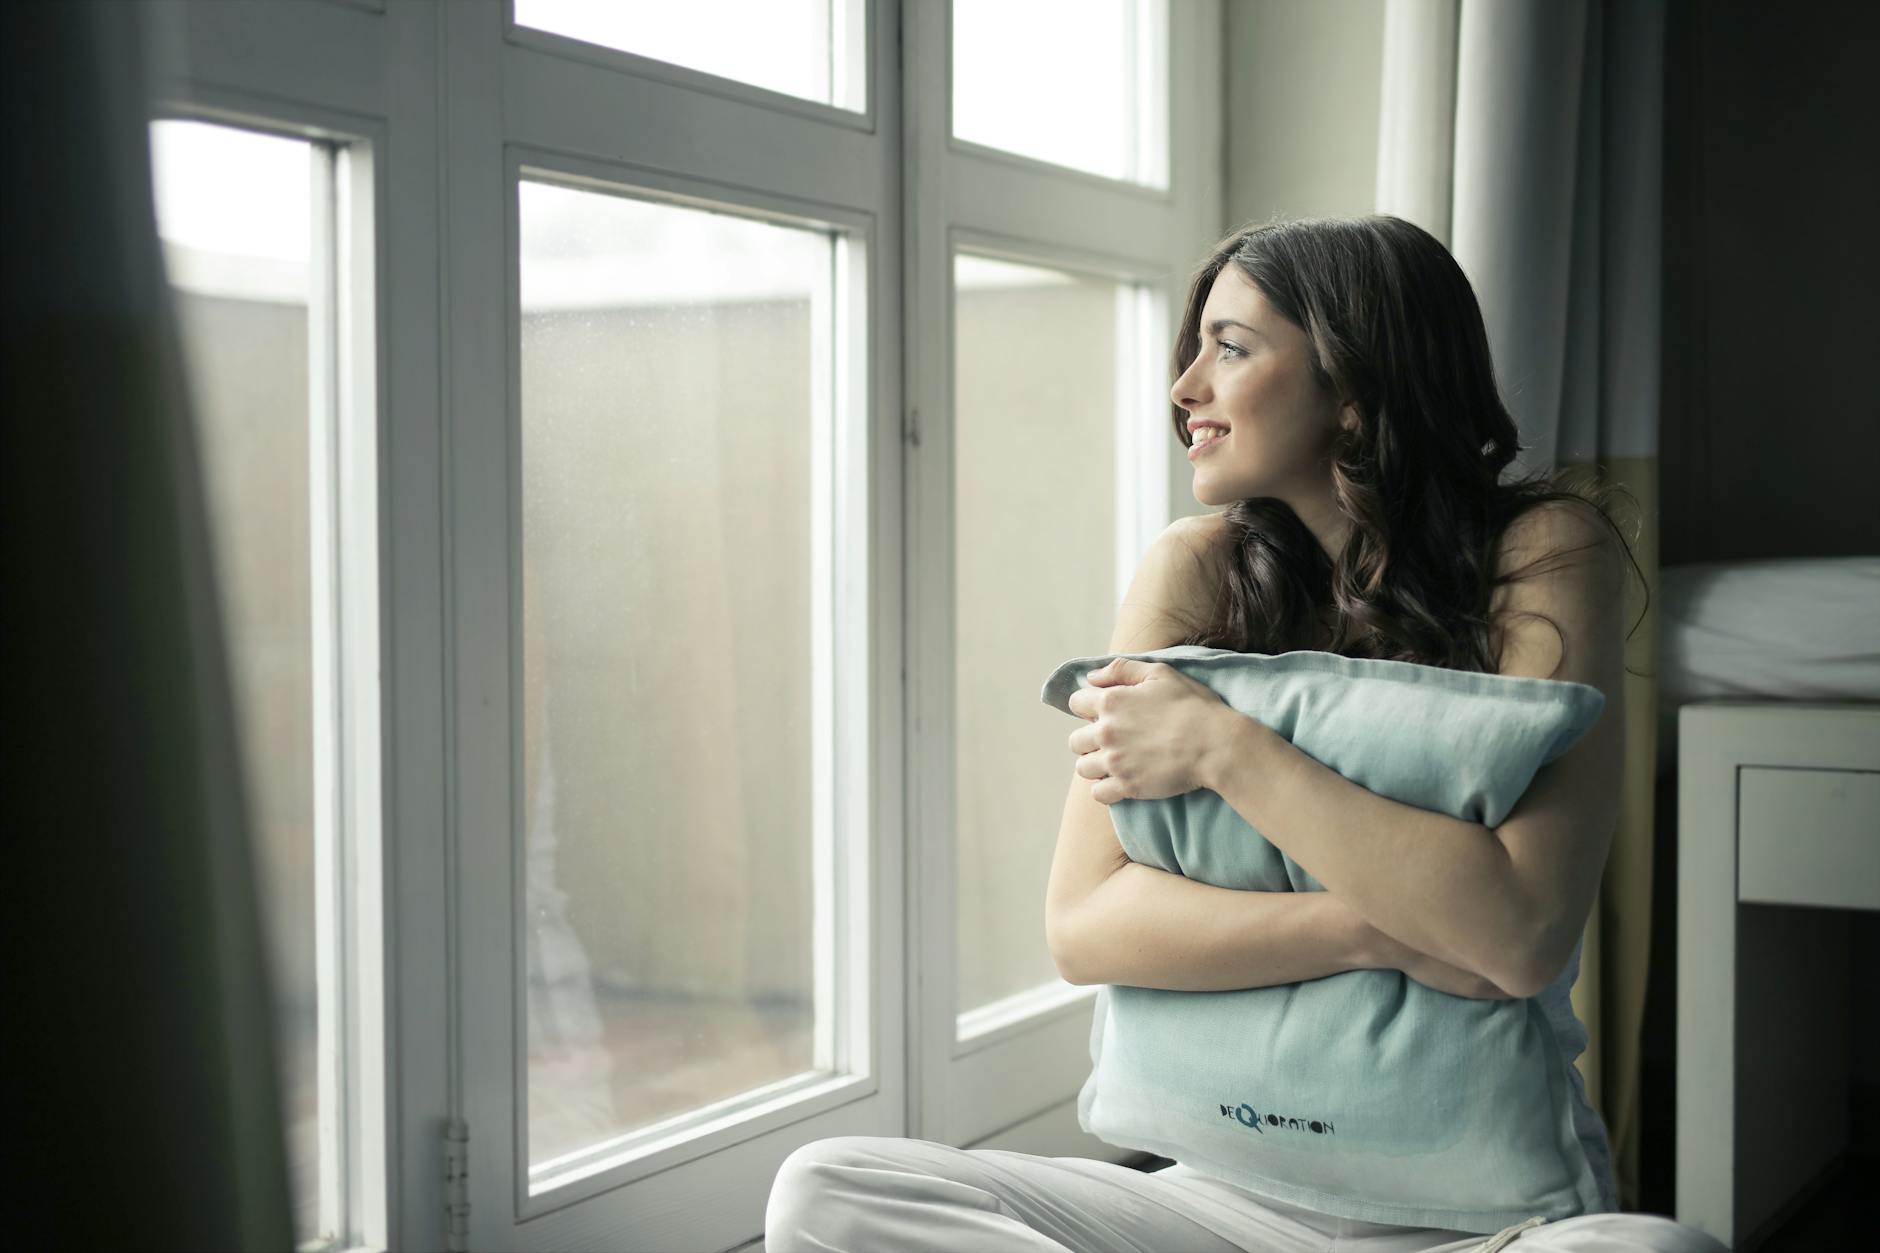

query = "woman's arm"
[
  {"left": 1056, "top": 871, "right": 1366, "bottom": 991},
  {"left": 1049, "top": 768, "right": 1368, "bottom": 990},
  {"left": 1049, "top": 767, "right": 1512, "bottom": 996}
]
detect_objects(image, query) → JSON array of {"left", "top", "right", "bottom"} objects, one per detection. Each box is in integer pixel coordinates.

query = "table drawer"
[{"left": 1737, "top": 766, "right": 1880, "bottom": 910}]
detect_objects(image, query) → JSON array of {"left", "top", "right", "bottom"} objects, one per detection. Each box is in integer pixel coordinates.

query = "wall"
[
  {"left": 1223, "top": 0, "right": 1386, "bottom": 227},
  {"left": 1660, "top": 0, "right": 1880, "bottom": 564}
]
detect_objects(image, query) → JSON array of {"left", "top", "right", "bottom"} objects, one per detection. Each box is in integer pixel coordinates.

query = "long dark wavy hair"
[{"left": 1166, "top": 214, "right": 1648, "bottom": 678}]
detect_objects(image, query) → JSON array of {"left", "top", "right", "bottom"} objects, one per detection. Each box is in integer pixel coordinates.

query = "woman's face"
[{"left": 1171, "top": 266, "right": 1354, "bottom": 509}]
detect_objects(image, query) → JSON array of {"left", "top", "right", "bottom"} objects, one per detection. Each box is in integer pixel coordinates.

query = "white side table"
[{"left": 1676, "top": 701, "right": 1880, "bottom": 1249}]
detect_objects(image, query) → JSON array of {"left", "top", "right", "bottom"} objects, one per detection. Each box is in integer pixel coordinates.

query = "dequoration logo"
[{"left": 1219, "top": 1102, "right": 1335, "bottom": 1136}]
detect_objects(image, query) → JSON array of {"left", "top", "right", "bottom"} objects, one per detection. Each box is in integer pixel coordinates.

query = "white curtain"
[
  {"left": 1375, "top": 0, "right": 1668, "bottom": 1212},
  {"left": 0, "top": 1, "right": 293, "bottom": 1245}
]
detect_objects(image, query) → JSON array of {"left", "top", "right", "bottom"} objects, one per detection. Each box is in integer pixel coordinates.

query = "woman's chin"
[{"left": 1191, "top": 470, "right": 1243, "bottom": 508}]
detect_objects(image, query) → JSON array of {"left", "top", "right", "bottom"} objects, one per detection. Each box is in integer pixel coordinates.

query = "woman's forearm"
[
  {"left": 1197, "top": 708, "right": 1539, "bottom": 995},
  {"left": 1056, "top": 862, "right": 1371, "bottom": 991}
]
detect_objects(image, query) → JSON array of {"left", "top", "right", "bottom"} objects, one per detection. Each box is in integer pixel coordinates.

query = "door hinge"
[
  {"left": 906, "top": 404, "right": 922, "bottom": 447},
  {"left": 444, "top": 1118, "right": 470, "bottom": 1252}
]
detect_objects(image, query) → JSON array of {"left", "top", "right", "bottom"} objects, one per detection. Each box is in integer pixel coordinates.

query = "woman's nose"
[{"left": 1171, "top": 361, "right": 1207, "bottom": 410}]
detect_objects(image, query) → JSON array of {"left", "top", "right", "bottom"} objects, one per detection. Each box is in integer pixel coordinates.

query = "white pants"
[{"left": 764, "top": 1136, "right": 1731, "bottom": 1253}]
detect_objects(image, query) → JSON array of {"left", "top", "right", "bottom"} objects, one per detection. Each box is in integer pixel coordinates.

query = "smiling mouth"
[{"left": 1188, "top": 428, "right": 1228, "bottom": 459}]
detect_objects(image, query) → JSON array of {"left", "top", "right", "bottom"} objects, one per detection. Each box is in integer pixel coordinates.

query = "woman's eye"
[{"left": 1217, "top": 340, "right": 1243, "bottom": 358}]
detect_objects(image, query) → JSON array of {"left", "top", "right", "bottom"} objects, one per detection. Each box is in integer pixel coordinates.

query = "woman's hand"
[
  {"left": 1337, "top": 898, "right": 1519, "bottom": 1000},
  {"left": 1065, "top": 657, "right": 1239, "bottom": 805}
]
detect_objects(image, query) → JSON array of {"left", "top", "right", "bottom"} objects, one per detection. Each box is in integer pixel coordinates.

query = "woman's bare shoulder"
[
  {"left": 1157, "top": 513, "right": 1239, "bottom": 591},
  {"left": 1109, "top": 515, "right": 1234, "bottom": 652},
  {"left": 1487, "top": 498, "right": 1627, "bottom": 671},
  {"left": 1164, "top": 511, "right": 1235, "bottom": 562}
]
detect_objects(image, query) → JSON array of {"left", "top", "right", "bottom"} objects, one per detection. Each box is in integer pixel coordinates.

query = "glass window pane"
[
  {"left": 953, "top": 254, "right": 1128, "bottom": 1027},
  {"left": 513, "top": 0, "right": 863, "bottom": 111},
  {"left": 952, "top": 0, "right": 1168, "bottom": 186},
  {"left": 150, "top": 119, "right": 328, "bottom": 1248},
  {"left": 519, "top": 180, "right": 838, "bottom": 1182},
  {"left": 955, "top": 0, "right": 1158, "bottom": 184}
]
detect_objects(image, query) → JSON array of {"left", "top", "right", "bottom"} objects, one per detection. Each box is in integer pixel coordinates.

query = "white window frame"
[
  {"left": 146, "top": 84, "right": 390, "bottom": 1253},
  {"left": 443, "top": 1, "right": 904, "bottom": 1248},
  {"left": 141, "top": 0, "right": 1222, "bottom": 1248}
]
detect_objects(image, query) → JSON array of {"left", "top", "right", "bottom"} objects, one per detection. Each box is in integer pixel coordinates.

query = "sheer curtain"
[
  {"left": 1376, "top": 0, "right": 1668, "bottom": 1212},
  {"left": 1, "top": 1, "right": 293, "bottom": 1246}
]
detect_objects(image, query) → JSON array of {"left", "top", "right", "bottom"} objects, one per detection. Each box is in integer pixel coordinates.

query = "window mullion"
[{"left": 306, "top": 135, "right": 348, "bottom": 1250}]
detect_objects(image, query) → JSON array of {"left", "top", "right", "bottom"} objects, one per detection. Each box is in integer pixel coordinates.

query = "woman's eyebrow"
[{"left": 1204, "top": 318, "right": 1259, "bottom": 337}]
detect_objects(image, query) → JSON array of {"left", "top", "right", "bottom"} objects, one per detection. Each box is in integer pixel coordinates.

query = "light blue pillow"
[{"left": 1040, "top": 645, "right": 1610, "bottom": 1232}]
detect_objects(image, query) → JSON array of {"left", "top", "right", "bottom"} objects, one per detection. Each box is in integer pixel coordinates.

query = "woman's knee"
[
  {"left": 765, "top": 1136, "right": 900, "bottom": 1250},
  {"left": 773, "top": 1134, "right": 898, "bottom": 1194},
  {"left": 1526, "top": 1211, "right": 1730, "bottom": 1252}
]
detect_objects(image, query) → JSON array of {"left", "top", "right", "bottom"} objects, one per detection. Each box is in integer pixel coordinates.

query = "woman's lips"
[{"left": 1188, "top": 429, "right": 1228, "bottom": 461}]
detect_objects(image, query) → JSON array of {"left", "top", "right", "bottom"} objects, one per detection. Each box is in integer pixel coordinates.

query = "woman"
[{"left": 765, "top": 217, "right": 1726, "bottom": 1252}]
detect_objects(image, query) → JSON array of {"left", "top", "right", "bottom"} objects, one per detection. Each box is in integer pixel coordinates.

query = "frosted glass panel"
[
  {"left": 150, "top": 119, "right": 327, "bottom": 1248},
  {"left": 514, "top": 0, "right": 864, "bottom": 111},
  {"left": 953, "top": 254, "right": 1125, "bottom": 1029},
  {"left": 519, "top": 180, "right": 836, "bottom": 1178},
  {"left": 952, "top": 0, "right": 1168, "bottom": 185}
]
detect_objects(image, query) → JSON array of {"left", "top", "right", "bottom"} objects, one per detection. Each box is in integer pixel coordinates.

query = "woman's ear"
[{"left": 1339, "top": 403, "right": 1360, "bottom": 435}]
